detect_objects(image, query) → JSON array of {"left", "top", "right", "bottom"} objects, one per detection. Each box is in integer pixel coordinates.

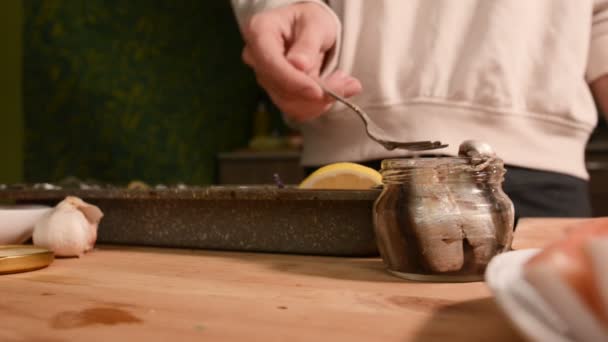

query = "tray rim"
[{"left": 0, "top": 185, "right": 381, "bottom": 201}]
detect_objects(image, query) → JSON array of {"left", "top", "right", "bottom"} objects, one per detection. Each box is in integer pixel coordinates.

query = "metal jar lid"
[{"left": 0, "top": 245, "right": 54, "bottom": 274}]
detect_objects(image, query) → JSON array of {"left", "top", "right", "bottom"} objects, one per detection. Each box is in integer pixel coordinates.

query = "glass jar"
[{"left": 373, "top": 157, "right": 514, "bottom": 282}]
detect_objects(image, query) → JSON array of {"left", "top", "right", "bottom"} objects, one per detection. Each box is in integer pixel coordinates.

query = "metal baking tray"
[{"left": 0, "top": 186, "right": 380, "bottom": 256}]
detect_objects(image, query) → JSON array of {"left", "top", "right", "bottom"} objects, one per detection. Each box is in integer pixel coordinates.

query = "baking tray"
[{"left": 0, "top": 186, "right": 381, "bottom": 256}]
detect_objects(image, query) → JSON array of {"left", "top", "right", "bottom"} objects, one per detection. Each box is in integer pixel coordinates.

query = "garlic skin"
[{"left": 33, "top": 196, "right": 104, "bottom": 257}]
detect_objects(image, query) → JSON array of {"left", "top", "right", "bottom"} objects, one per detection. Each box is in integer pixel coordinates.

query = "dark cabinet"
[{"left": 217, "top": 150, "right": 305, "bottom": 185}]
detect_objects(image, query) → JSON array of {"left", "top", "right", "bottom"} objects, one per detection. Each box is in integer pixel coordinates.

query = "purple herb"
[{"left": 273, "top": 173, "right": 285, "bottom": 189}]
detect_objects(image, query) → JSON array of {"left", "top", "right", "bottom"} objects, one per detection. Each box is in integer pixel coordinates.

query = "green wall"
[
  {"left": 23, "top": 1, "right": 261, "bottom": 185},
  {"left": 0, "top": 1, "right": 23, "bottom": 183}
]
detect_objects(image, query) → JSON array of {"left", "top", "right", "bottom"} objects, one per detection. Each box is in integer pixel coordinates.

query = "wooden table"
[{"left": 0, "top": 218, "right": 585, "bottom": 341}]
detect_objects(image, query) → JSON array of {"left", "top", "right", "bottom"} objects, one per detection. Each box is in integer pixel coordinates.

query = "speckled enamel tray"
[{"left": 0, "top": 186, "right": 380, "bottom": 256}]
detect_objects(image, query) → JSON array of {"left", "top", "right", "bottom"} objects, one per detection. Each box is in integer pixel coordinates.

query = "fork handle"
[{"left": 316, "top": 81, "right": 370, "bottom": 127}]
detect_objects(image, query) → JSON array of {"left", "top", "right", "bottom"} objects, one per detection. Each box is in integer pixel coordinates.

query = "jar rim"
[
  {"left": 381, "top": 157, "right": 475, "bottom": 170},
  {"left": 380, "top": 156, "right": 506, "bottom": 184}
]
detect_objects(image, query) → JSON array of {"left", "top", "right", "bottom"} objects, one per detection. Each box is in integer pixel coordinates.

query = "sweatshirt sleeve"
[
  {"left": 587, "top": 0, "right": 608, "bottom": 82},
  {"left": 230, "top": 0, "right": 342, "bottom": 77}
]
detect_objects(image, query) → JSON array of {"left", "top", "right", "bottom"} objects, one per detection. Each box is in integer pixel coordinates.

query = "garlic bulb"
[
  {"left": 458, "top": 140, "right": 496, "bottom": 159},
  {"left": 33, "top": 196, "right": 104, "bottom": 257}
]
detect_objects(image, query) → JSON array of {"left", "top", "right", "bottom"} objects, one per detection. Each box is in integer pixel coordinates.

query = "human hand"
[
  {"left": 241, "top": 2, "right": 362, "bottom": 122},
  {"left": 591, "top": 74, "right": 608, "bottom": 122}
]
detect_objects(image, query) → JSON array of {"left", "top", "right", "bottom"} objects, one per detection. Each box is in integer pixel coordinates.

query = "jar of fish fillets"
[{"left": 373, "top": 141, "right": 515, "bottom": 282}]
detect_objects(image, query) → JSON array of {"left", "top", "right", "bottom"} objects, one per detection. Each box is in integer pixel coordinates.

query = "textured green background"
[
  {"left": 23, "top": 0, "right": 262, "bottom": 185},
  {"left": 0, "top": 1, "right": 23, "bottom": 184}
]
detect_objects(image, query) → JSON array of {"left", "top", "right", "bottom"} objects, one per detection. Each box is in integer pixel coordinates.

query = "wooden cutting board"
[{"left": 0, "top": 218, "right": 586, "bottom": 341}]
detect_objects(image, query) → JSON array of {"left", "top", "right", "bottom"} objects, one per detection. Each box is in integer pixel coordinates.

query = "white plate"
[
  {"left": 0, "top": 205, "right": 52, "bottom": 244},
  {"left": 485, "top": 250, "right": 574, "bottom": 342}
]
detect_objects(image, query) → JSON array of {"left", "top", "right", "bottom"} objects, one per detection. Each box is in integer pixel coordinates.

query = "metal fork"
[{"left": 317, "top": 82, "right": 447, "bottom": 152}]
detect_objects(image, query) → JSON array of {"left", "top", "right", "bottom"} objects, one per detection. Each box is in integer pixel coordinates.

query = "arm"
[
  {"left": 591, "top": 76, "right": 608, "bottom": 121},
  {"left": 230, "top": 1, "right": 362, "bottom": 122},
  {"left": 587, "top": 0, "right": 608, "bottom": 121},
  {"left": 230, "top": 0, "right": 327, "bottom": 30}
]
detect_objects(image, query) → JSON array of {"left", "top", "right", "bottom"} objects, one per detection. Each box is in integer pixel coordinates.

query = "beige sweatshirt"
[{"left": 232, "top": 0, "right": 608, "bottom": 179}]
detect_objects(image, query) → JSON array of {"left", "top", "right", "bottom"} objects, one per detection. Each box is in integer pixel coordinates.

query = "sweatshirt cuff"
[{"left": 232, "top": 0, "right": 301, "bottom": 28}]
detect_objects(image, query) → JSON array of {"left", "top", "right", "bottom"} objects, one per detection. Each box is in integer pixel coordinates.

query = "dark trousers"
[
  {"left": 306, "top": 161, "right": 592, "bottom": 218},
  {"left": 502, "top": 166, "right": 591, "bottom": 218}
]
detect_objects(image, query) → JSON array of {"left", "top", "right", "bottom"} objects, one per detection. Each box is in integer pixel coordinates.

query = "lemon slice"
[{"left": 299, "top": 162, "right": 382, "bottom": 189}]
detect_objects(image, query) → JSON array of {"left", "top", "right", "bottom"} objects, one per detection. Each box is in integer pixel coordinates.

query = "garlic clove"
[
  {"left": 32, "top": 197, "right": 103, "bottom": 257},
  {"left": 62, "top": 196, "right": 104, "bottom": 251},
  {"left": 64, "top": 196, "right": 104, "bottom": 223}
]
